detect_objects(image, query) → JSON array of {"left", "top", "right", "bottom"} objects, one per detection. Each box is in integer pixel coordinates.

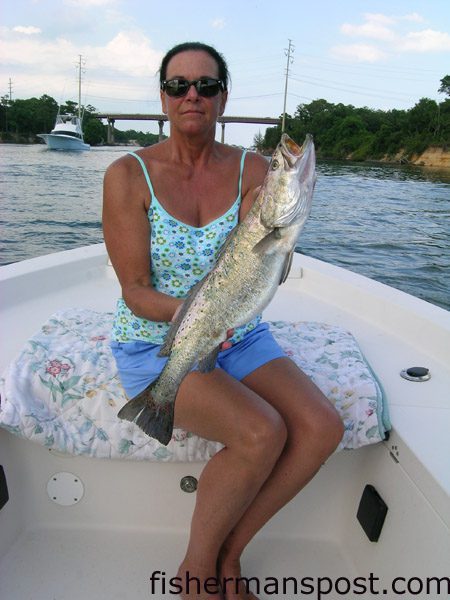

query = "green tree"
[
  {"left": 84, "top": 119, "right": 106, "bottom": 145},
  {"left": 437, "top": 99, "right": 450, "bottom": 145},
  {"left": 0, "top": 94, "right": 11, "bottom": 134},
  {"left": 60, "top": 100, "right": 78, "bottom": 115},
  {"left": 438, "top": 75, "right": 450, "bottom": 97},
  {"left": 36, "top": 94, "right": 59, "bottom": 132},
  {"left": 253, "top": 131, "right": 265, "bottom": 152},
  {"left": 407, "top": 98, "right": 439, "bottom": 135}
]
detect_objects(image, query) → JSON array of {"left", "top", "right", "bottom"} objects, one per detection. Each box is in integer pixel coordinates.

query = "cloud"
[
  {"left": 341, "top": 20, "right": 394, "bottom": 41},
  {"left": 211, "top": 18, "right": 226, "bottom": 30},
  {"left": 1, "top": 29, "right": 162, "bottom": 75},
  {"left": 400, "top": 12, "right": 425, "bottom": 23},
  {"left": 397, "top": 29, "right": 450, "bottom": 52},
  {"left": 0, "top": 34, "right": 74, "bottom": 69},
  {"left": 0, "top": 27, "right": 163, "bottom": 105},
  {"left": 362, "top": 13, "right": 395, "bottom": 26},
  {"left": 330, "top": 43, "right": 387, "bottom": 63},
  {"left": 332, "top": 12, "right": 449, "bottom": 63},
  {"left": 13, "top": 26, "right": 42, "bottom": 35},
  {"left": 93, "top": 31, "right": 163, "bottom": 76}
]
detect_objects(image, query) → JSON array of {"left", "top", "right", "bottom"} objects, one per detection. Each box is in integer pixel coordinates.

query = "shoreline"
[
  {"left": 2, "top": 139, "right": 449, "bottom": 170},
  {"left": 403, "top": 146, "right": 449, "bottom": 169},
  {"left": 260, "top": 145, "right": 450, "bottom": 170},
  {"left": 345, "top": 146, "right": 450, "bottom": 170}
]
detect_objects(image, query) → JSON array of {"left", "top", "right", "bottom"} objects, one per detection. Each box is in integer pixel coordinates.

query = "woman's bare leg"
[
  {"left": 172, "top": 368, "right": 288, "bottom": 599},
  {"left": 218, "top": 358, "right": 345, "bottom": 600}
]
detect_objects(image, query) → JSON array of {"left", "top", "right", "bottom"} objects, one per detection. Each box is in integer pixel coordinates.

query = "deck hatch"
[
  {"left": 0, "top": 465, "right": 8, "bottom": 511},
  {"left": 357, "top": 484, "right": 388, "bottom": 542},
  {"left": 46, "top": 472, "right": 84, "bottom": 506}
]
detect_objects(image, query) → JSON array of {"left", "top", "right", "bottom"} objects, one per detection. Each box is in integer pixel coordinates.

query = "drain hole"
[
  {"left": 180, "top": 476, "right": 198, "bottom": 493},
  {"left": 400, "top": 366, "right": 430, "bottom": 382}
]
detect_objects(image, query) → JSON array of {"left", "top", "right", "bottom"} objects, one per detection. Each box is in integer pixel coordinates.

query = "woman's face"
[{"left": 160, "top": 50, "right": 228, "bottom": 136}]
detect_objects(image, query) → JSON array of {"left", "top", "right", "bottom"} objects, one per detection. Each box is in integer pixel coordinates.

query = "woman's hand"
[{"left": 221, "top": 329, "right": 234, "bottom": 351}]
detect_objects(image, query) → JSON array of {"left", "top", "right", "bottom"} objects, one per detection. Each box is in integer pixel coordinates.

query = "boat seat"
[{"left": 0, "top": 308, "right": 390, "bottom": 462}]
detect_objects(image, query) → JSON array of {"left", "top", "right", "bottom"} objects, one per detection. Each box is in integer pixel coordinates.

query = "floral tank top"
[{"left": 111, "top": 150, "right": 262, "bottom": 345}]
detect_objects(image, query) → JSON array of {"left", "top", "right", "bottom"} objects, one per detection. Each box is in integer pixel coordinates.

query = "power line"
[
  {"left": 289, "top": 73, "right": 412, "bottom": 100},
  {"left": 230, "top": 92, "right": 283, "bottom": 101},
  {"left": 300, "top": 52, "right": 443, "bottom": 75},
  {"left": 297, "top": 63, "right": 436, "bottom": 84},
  {"left": 290, "top": 82, "right": 411, "bottom": 104}
]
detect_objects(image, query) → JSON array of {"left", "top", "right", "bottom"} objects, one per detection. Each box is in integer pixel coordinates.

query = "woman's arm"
[
  {"left": 239, "top": 151, "right": 270, "bottom": 221},
  {"left": 102, "top": 157, "right": 182, "bottom": 322}
]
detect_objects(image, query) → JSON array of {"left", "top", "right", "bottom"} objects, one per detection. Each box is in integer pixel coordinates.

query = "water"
[
  {"left": 298, "top": 161, "right": 450, "bottom": 311},
  {"left": 1, "top": 144, "right": 449, "bottom": 311}
]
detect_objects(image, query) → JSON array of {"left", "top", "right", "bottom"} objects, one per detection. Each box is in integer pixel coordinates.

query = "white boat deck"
[
  {"left": 3, "top": 244, "right": 448, "bottom": 518},
  {"left": 1, "top": 436, "right": 448, "bottom": 599},
  {"left": 274, "top": 257, "right": 450, "bottom": 529},
  {"left": 0, "top": 528, "right": 353, "bottom": 600}
]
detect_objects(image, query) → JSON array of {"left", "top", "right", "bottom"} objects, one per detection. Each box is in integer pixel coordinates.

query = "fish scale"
[{"left": 118, "top": 134, "right": 316, "bottom": 445}]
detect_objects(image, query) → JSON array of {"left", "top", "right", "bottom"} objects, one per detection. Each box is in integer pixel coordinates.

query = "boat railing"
[{"left": 50, "top": 130, "right": 83, "bottom": 139}]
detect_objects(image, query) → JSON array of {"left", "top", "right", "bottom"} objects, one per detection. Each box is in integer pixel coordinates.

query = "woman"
[{"left": 103, "top": 42, "right": 344, "bottom": 600}]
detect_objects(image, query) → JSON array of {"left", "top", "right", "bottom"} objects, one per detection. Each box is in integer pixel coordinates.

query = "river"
[{"left": 1, "top": 144, "right": 449, "bottom": 311}]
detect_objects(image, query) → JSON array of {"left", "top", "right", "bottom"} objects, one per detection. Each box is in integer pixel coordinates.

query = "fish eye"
[{"left": 271, "top": 159, "right": 280, "bottom": 170}]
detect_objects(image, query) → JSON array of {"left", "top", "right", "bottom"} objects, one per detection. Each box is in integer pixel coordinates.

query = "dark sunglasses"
[{"left": 161, "top": 78, "right": 225, "bottom": 98}]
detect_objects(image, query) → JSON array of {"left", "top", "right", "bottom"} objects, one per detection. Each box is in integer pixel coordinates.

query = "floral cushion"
[{"left": 0, "top": 308, "right": 390, "bottom": 461}]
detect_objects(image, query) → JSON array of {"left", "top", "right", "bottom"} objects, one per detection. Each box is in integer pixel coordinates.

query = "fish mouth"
[
  {"left": 275, "top": 133, "right": 316, "bottom": 226},
  {"left": 280, "top": 133, "right": 313, "bottom": 169}
]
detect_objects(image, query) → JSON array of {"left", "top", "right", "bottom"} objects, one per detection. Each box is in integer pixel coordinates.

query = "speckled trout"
[{"left": 117, "top": 133, "right": 316, "bottom": 445}]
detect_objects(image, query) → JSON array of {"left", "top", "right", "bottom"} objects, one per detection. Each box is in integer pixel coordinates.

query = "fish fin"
[
  {"left": 136, "top": 403, "right": 174, "bottom": 446},
  {"left": 158, "top": 278, "right": 206, "bottom": 357},
  {"left": 252, "top": 229, "right": 279, "bottom": 255},
  {"left": 253, "top": 232, "right": 294, "bottom": 284},
  {"left": 117, "top": 388, "right": 149, "bottom": 421},
  {"left": 197, "top": 345, "right": 221, "bottom": 373},
  {"left": 279, "top": 249, "right": 294, "bottom": 284}
]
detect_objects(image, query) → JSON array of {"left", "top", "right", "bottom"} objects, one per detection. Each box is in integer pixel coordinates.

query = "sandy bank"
[
  {"left": 381, "top": 146, "right": 450, "bottom": 169},
  {"left": 410, "top": 146, "right": 450, "bottom": 169}
]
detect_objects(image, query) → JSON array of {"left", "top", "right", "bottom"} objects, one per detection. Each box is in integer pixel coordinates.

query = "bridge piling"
[
  {"left": 158, "top": 120, "right": 165, "bottom": 141},
  {"left": 107, "top": 118, "right": 115, "bottom": 144}
]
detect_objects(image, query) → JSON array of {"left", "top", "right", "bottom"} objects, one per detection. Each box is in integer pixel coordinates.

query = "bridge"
[{"left": 94, "top": 113, "right": 281, "bottom": 144}]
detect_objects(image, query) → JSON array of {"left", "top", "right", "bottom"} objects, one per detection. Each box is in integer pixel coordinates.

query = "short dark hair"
[{"left": 159, "top": 42, "right": 230, "bottom": 90}]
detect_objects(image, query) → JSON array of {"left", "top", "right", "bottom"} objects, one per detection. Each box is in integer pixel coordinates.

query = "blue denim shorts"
[{"left": 110, "top": 322, "right": 286, "bottom": 398}]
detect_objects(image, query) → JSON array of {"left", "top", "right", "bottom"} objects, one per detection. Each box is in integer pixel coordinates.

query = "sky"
[{"left": 1, "top": 0, "right": 450, "bottom": 147}]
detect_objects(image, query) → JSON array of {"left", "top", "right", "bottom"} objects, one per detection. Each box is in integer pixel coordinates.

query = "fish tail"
[
  {"left": 136, "top": 402, "right": 174, "bottom": 446},
  {"left": 117, "top": 382, "right": 174, "bottom": 446},
  {"left": 117, "top": 388, "right": 149, "bottom": 421}
]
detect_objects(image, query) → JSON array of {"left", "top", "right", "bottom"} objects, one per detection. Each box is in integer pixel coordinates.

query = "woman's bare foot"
[
  {"left": 176, "top": 560, "right": 224, "bottom": 599},
  {"left": 218, "top": 555, "right": 259, "bottom": 600}
]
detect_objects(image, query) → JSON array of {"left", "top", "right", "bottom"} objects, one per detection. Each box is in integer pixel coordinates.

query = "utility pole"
[
  {"left": 282, "top": 40, "right": 294, "bottom": 133},
  {"left": 77, "top": 55, "right": 86, "bottom": 120},
  {"left": 8, "top": 78, "right": 13, "bottom": 102}
]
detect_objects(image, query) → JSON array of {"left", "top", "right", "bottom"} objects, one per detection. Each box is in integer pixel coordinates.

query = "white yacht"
[
  {"left": 37, "top": 112, "right": 90, "bottom": 151},
  {"left": 38, "top": 56, "right": 90, "bottom": 152}
]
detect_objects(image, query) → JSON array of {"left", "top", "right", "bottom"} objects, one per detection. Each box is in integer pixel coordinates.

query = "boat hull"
[{"left": 37, "top": 133, "right": 90, "bottom": 151}]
